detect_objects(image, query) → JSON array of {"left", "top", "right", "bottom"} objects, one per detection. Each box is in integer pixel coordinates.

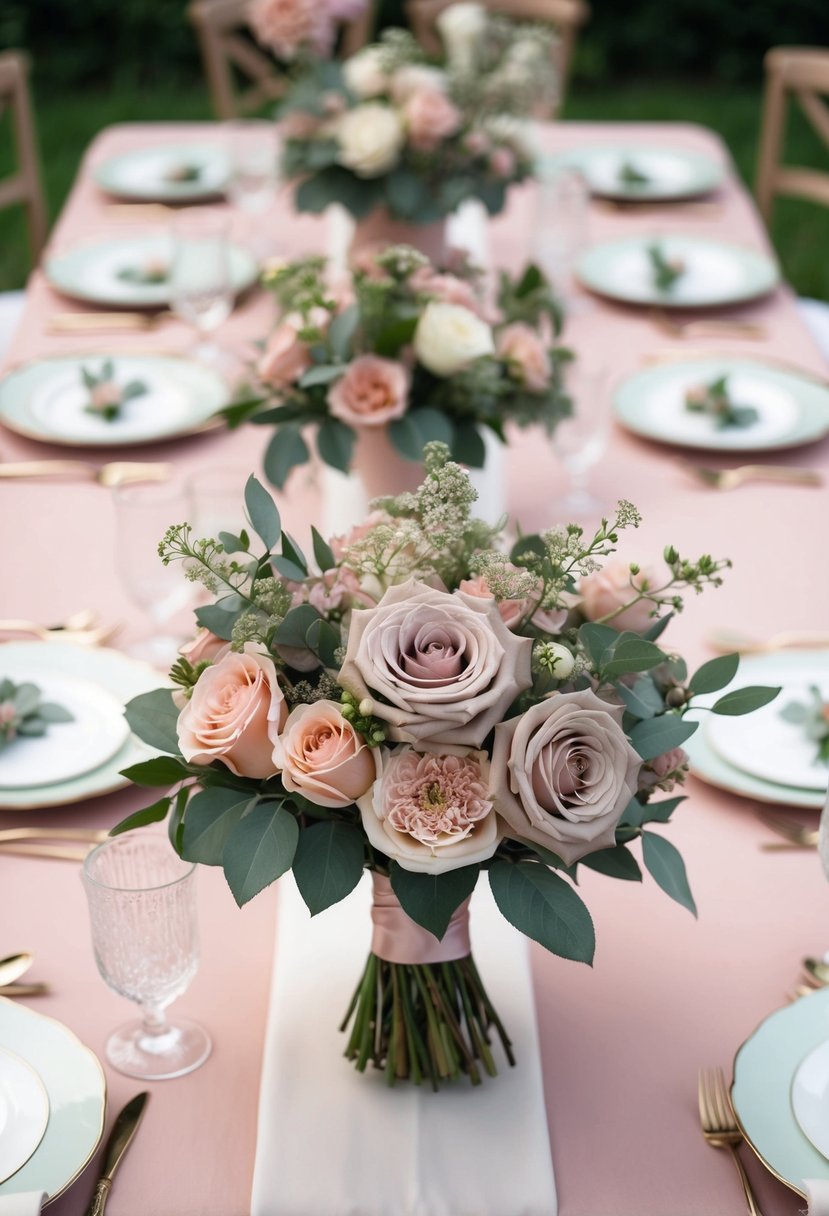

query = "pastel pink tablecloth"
[{"left": 2, "top": 121, "right": 829, "bottom": 1216}]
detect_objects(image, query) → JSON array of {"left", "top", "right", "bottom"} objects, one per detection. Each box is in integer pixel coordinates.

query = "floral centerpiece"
[
  {"left": 119, "top": 445, "right": 777, "bottom": 1088},
  {"left": 225, "top": 244, "right": 568, "bottom": 493},
  {"left": 257, "top": 6, "right": 556, "bottom": 249}
]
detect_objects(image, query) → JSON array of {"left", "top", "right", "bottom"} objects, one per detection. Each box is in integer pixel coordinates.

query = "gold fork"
[
  {"left": 0, "top": 460, "right": 170, "bottom": 487},
  {"left": 698, "top": 1068, "right": 765, "bottom": 1216},
  {"left": 755, "top": 809, "right": 819, "bottom": 850},
  {"left": 707, "top": 627, "right": 829, "bottom": 655},
  {"left": 0, "top": 842, "right": 94, "bottom": 862},
  {"left": 679, "top": 461, "right": 823, "bottom": 491},
  {"left": 47, "top": 311, "right": 174, "bottom": 334},
  {"left": 651, "top": 309, "right": 768, "bottom": 340}
]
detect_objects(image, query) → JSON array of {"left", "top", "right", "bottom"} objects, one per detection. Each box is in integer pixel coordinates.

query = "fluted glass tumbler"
[{"left": 82, "top": 833, "right": 211, "bottom": 1080}]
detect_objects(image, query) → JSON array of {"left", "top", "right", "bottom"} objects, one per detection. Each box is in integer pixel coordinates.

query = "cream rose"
[
  {"left": 177, "top": 644, "right": 287, "bottom": 779},
  {"left": 414, "top": 301, "right": 494, "bottom": 377},
  {"left": 337, "top": 103, "right": 405, "bottom": 178},
  {"left": 403, "top": 87, "right": 462, "bottom": 152},
  {"left": 327, "top": 355, "right": 409, "bottom": 427},
  {"left": 497, "top": 323, "right": 551, "bottom": 392},
  {"left": 492, "top": 688, "right": 641, "bottom": 865},
  {"left": 257, "top": 315, "right": 311, "bottom": 389},
  {"left": 358, "top": 745, "right": 500, "bottom": 873},
  {"left": 339, "top": 578, "right": 533, "bottom": 747},
  {"left": 343, "top": 46, "right": 389, "bottom": 98},
  {"left": 274, "top": 700, "right": 377, "bottom": 808},
  {"left": 580, "top": 560, "right": 661, "bottom": 634},
  {"left": 391, "top": 64, "right": 448, "bottom": 103}
]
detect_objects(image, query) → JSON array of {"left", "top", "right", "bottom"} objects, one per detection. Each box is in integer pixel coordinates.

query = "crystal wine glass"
[
  {"left": 551, "top": 361, "right": 612, "bottom": 520},
  {"left": 533, "top": 165, "right": 590, "bottom": 318},
  {"left": 82, "top": 833, "right": 211, "bottom": 1080},
  {"left": 170, "top": 210, "right": 233, "bottom": 362}
]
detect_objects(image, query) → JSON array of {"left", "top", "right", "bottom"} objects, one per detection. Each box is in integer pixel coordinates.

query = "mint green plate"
[
  {"left": 0, "top": 642, "right": 164, "bottom": 811},
  {"left": 0, "top": 353, "right": 227, "bottom": 447},
  {"left": 543, "top": 144, "right": 724, "bottom": 201},
  {"left": 94, "top": 143, "right": 230, "bottom": 202},
  {"left": 46, "top": 235, "right": 258, "bottom": 309},
  {"left": 0, "top": 999, "right": 105, "bottom": 1204},
  {"left": 577, "top": 235, "right": 779, "bottom": 308},
  {"left": 733, "top": 986, "right": 829, "bottom": 1198},
  {"left": 614, "top": 357, "right": 829, "bottom": 451}
]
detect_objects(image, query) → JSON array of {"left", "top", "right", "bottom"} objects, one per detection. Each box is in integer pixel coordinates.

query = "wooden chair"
[
  {"left": 0, "top": 51, "right": 47, "bottom": 264},
  {"left": 405, "top": 0, "right": 590, "bottom": 112},
  {"left": 756, "top": 46, "right": 829, "bottom": 225},
  {"left": 188, "top": 0, "right": 375, "bottom": 120}
]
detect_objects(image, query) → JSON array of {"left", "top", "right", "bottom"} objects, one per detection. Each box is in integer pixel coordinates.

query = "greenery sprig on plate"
[
  {"left": 684, "top": 374, "right": 759, "bottom": 429},
  {"left": 82, "top": 359, "right": 148, "bottom": 422},
  {"left": 0, "top": 679, "right": 73, "bottom": 750},
  {"left": 648, "top": 243, "right": 686, "bottom": 292},
  {"left": 780, "top": 686, "right": 829, "bottom": 764},
  {"left": 618, "top": 160, "right": 650, "bottom": 186}
]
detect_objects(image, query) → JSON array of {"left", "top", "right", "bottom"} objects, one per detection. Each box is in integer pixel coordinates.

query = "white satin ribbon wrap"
[
  {"left": 251, "top": 873, "right": 557, "bottom": 1216},
  {"left": 0, "top": 1193, "right": 46, "bottom": 1216}
]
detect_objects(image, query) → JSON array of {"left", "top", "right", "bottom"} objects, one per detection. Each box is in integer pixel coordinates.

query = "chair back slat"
[
  {"left": 756, "top": 46, "right": 829, "bottom": 224},
  {"left": 0, "top": 51, "right": 47, "bottom": 264}
]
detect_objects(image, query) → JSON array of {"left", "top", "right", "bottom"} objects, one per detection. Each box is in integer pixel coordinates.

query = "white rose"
[
  {"left": 414, "top": 301, "right": 494, "bottom": 377},
  {"left": 336, "top": 103, "right": 405, "bottom": 178},
  {"left": 437, "top": 2, "right": 487, "bottom": 69},
  {"left": 343, "top": 47, "right": 389, "bottom": 99}
]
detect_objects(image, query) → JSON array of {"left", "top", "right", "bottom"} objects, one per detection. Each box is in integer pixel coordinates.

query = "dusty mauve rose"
[
  {"left": 274, "top": 700, "right": 377, "bottom": 808},
  {"left": 639, "top": 747, "right": 688, "bottom": 791},
  {"left": 339, "top": 578, "right": 533, "bottom": 746},
  {"left": 248, "top": 0, "right": 333, "bottom": 58},
  {"left": 177, "top": 644, "right": 287, "bottom": 779},
  {"left": 358, "top": 746, "right": 500, "bottom": 872},
  {"left": 580, "top": 560, "right": 660, "bottom": 633},
  {"left": 179, "top": 629, "right": 227, "bottom": 666},
  {"left": 492, "top": 688, "right": 641, "bottom": 865},
  {"left": 497, "top": 322, "right": 551, "bottom": 392},
  {"left": 403, "top": 87, "right": 462, "bottom": 151},
  {"left": 327, "top": 355, "right": 409, "bottom": 427},
  {"left": 257, "top": 315, "right": 311, "bottom": 389}
]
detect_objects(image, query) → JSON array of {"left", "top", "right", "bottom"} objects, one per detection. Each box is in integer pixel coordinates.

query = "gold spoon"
[
  {"left": 803, "top": 958, "right": 829, "bottom": 986},
  {"left": 0, "top": 952, "right": 34, "bottom": 987}
]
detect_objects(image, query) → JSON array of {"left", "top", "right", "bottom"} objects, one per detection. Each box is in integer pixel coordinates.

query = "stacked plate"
[
  {"left": 0, "top": 642, "right": 163, "bottom": 811},
  {"left": 685, "top": 651, "right": 829, "bottom": 809},
  {"left": 544, "top": 144, "right": 724, "bottom": 202},
  {"left": 0, "top": 1001, "right": 105, "bottom": 1202}
]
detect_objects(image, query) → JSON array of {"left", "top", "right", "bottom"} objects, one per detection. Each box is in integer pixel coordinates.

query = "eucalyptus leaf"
[
  {"left": 689, "top": 652, "right": 740, "bottom": 695},
  {"left": 305, "top": 617, "right": 340, "bottom": 667},
  {"left": 579, "top": 845, "right": 642, "bottom": 882},
  {"left": 328, "top": 305, "right": 359, "bottom": 361},
  {"left": 37, "top": 703, "right": 74, "bottom": 723},
  {"left": 628, "top": 714, "right": 698, "bottom": 761},
  {"left": 489, "top": 861, "right": 595, "bottom": 963},
  {"left": 120, "top": 756, "right": 188, "bottom": 787},
  {"left": 390, "top": 864, "right": 479, "bottom": 940},
  {"left": 195, "top": 603, "right": 237, "bottom": 640},
  {"left": 124, "top": 688, "right": 182, "bottom": 756},
  {"left": 602, "top": 637, "right": 665, "bottom": 679},
  {"left": 311, "top": 526, "right": 336, "bottom": 573},
  {"left": 264, "top": 425, "right": 310, "bottom": 490},
  {"left": 410, "top": 408, "right": 454, "bottom": 448},
  {"left": 293, "top": 821, "right": 365, "bottom": 915},
  {"left": 618, "top": 676, "right": 664, "bottom": 720},
  {"left": 181, "top": 789, "right": 252, "bottom": 866},
  {"left": 641, "top": 831, "right": 697, "bottom": 916},
  {"left": 451, "top": 422, "right": 486, "bottom": 468},
  {"left": 388, "top": 415, "right": 424, "bottom": 462},
  {"left": 578, "top": 622, "right": 620, "bottom": 669},
  {"left": 299, "top": 364, "right": 345, "bottom": 387},
  {"left": 317, "top": 417, "right": 355, "bottom": 474},
  {"left": 244, "top": 475, "right": 281, "bottom": 549},
  {"left": 711, "top": 685, "right": 781, "bottom": 716},
  {"left": 223, "top": 802, "right": 299, "bottom": 907},
  {"left": 274, "top": 604, "right": 323, "bottom": 649},
  {"left": 109, "top": 796, "right": 172, "bottom": 837}
]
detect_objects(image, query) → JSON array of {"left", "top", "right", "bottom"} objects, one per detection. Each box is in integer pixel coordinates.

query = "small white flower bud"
[{"left": 358, "top": 698, "right": 374, "bottom": 717}]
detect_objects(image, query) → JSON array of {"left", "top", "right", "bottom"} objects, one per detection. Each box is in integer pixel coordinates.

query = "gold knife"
[{"left": 85, "top": 1092, "right": 150, "bottom": 1216}]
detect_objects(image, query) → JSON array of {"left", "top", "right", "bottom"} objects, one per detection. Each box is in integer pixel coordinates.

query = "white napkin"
[
  {"left": 0, "top": 1192, "right": 46, "bottom": 1216},
  {"left": 251, "top": 874, "right": 557, "bottom": 1216},
  {"left": 805, "top": 1179, "right": 829, "bottom": 1214}
]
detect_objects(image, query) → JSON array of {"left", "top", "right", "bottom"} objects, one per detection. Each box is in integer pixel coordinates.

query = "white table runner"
[{"left": 251, "top": 873, "right": 557, "bottom": 1216}]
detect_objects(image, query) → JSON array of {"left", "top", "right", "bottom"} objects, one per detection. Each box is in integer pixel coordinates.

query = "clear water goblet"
[
  {"left": 170, "top": 210, "right": 233, "bottom": 362},
  {"left": 82, "top": 832, "right": 212, "bottom": 1080},
  {"left": 551, "top": 362, "right": 612, "bottom": 520},
  {"left": 534, "top": 165, "right": 591, "bottom": 318}
]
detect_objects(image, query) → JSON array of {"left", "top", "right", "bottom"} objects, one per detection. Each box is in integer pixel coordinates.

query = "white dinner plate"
[
  {"left": 0, "top": 642, "right": 165, "bottom": 811},
  {"left": 0, "top": 353, "right": 227, "bottom": 447},
  {"left": 543, "top": 144, "right": 724, "bottom": 201},
  {"left": 576, "top": 235, "right": 779, "bottom": 309},
  {"left": 93, "top": 143, "right": 230, "bottom": 202},
  {"left": 0, "top": 672, "right": 129, "bottom": 790},
  {"left": 45, "top": 235, "right": 258, "bottom": 308},
  {"left": 0, "top": 1048, "right": 50, "bottom": 1185},
  {"left": 684, "top": 650, "right": 827, "bottom": 809},
  {"left": 792, "top": 1038, "right": 829, "bottom": 1161},
  {"left": 613, "top": 358, "right": 829, "bottom": 451},
  {"left": 0, "top": 1000, "right": 105, "bottom": 1204}
]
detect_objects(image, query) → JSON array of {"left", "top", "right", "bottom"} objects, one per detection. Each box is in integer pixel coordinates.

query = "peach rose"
[
  {"left": 409, "top": 267, "right": 490, "bottom": 320},
  {"left": 580, "top": 561, "right": 661, "bottom": 633},
  {"left": 248, "top": 0, "right": 334, "bottom": 58},
  {"left": 179, "top": 629, "right": 227, "bottom": 666},
  {"left": 497, "top": 323, "right": 551, "bottom": 393},
  {"left": 177, "top": 644, "right": 287, "bottom": 779},
  {"left": 257, "top": 315, "right": 311, "bottom": 389},
  {"left": 403, "top": 87, "right": 462, "bottom": 152},
  {"left": 274, "top": 700, "right": 377, "bottom": 807},
  {"left": 457, "top": 574, "right": 569, "bottom": 634},
  {"left": 327, "top": 355, "right": 409, "bottom": 427}
]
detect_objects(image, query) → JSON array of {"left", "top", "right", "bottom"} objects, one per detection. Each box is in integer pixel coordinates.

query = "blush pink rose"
[
  {"left": 274, "top": 699, "right": 377, "bottom": 808},
  {"left": 639, "top": 747, "right": 689, "bottom": 792},
  {"left": 496, "top": 323, "right": 551, "bottom": 392},
  {"left": 248, "top": 0, "right": 334, "bottom": 58},
  {"left": 179, "top": 629, "right": 227, "bottom": 666},
  {"left": 177, "top": 644, "right": 287, "bottom": 779},
  {"left": 257, "top": 315, "right": 311, "bottom": 389},
  {"left": 329, "top": 510, "right": 393, "bottom": 560},
  {"left": 490, "top": 146, "right": 517, "bottom": 179},
  {"left": 457, "top": 574, "right": 569, "bottom": 634},
  {"left": 580, "top": 561, "right": 661, "bottom": 634},
  {"left": 327, "top": 355, "right": 409, "bottom": 427},
  {"left": 403, "top": 88, "right": 462, "bottom": 151},
  {"left": 409, "top": 267, "right": 490, "bottom": 320}
]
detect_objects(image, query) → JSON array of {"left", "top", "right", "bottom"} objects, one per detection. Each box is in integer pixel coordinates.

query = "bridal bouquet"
[
  {"left": 120, "top": 445, "right": 777, "bottom": 1088},
  {"left": 273, "top": 9, "right": 557, "bottom": 222},
  {"left": 224, "top": 245, "right": 568, "bottom": 489}
]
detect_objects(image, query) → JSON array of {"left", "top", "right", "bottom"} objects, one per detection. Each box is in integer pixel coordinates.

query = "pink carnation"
[
  {"left": 497, "top": 322, "right": 551, "bottom": 393},
  {"left": 327, "top": 355, "right": 409, "bottom": 427},
  {"left": 403, "top": 87, "right": 462, "bottom": 152}
]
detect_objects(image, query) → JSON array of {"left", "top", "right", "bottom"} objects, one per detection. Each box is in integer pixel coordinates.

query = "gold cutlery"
[
  {"left": 803, "top": 958, "right": 829, "bottom": 987},
  {"left": 755, "top": 810, "right": 819, "bottom": 849},
  {"left": 0, "top": 952, "right": 34, "bottom": 987},
  {"left": 698, "top": 1067, "right": 765, "bottom": 1216},
  {"left": 0, "top": 619, "right": 118, "bottom": 645},
  {"left": 47, "top": 311, "right": 173, "bottom": 334},
  {"left": 651, "top": 309, "right": 767, "bottom": 341},
  {"left": 642, "top": 347, "right": 829, "bottom": 387},
  {"left": 679, "top": 461, "right": 823, "bottom": 491},
  {"left": 0, "top": 842, "right": 93, "bottom": 861},
  {"left": 105, "top": 203, "right": 174, "bottom": 221},
  {"left": 707, "top": 627, "right": 829, "bottom": 655},
  {"left": 0, "top": 827, "right": 109, "bottom": 844},
  {"left": 595, "top": 198, "right": 723, "bottom": 218},
  {"left": 0, "top": 982, "right": 50, "bottom": 997},
  {"left": 0, "top": 460, "right": 170, "bottom": 487},
  {"left": 84, "top": 1091, "right": 149, "bottom": 1216}
]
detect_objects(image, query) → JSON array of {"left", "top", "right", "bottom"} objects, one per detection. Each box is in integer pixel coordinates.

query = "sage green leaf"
[
  {"left": 168, "top": 786, "right": 188, "bottom": 854},
  {"left": 305, "top": 617, "right": 340, "bottom": 667},
  {"left": 328, "top": 305, "right": 359, "bottom": 360},
  {"left": 602, "top": 637, "right": 665, "bottom": 679},
  {"left": 244, "top": 474, "right": 281, "bottom": 549},
  {"left": 451, "top": 422, "right": 485, "bottom": 467},
  {"left": 299, "top": 364, "right": 344, "bottom": 387},
  {"left": 390, "top": 863, "right": 479, "bottom": 940},
  {"left": 181, "top": 789, "right": 251, "bottom": 866},
  {"left": 619, "top": 675, "right": 664, "bottom": 720},
  {"left": 317, "top": 417, "right": 355, "bottom": 473},
  {"left": 109, "top": 796, "right": 171, "bottom": 837},
  {"left": 195, "top": 603, "right": 237, "bottom": 640},
  {"left": 711, "top": 685, "right": 781, "bottom": 716},
  {"left": 38, "top": 703, "right": 74, "bottom": 723},
  {"left": 264, "top": 425, "right": 310, "bottom": 490},
  {"left": 489, "top": 860, "right": 595, "bottom": 963},
  {"left": 578, "top": 622, "right": 620, "bottom": 669},
  {"left": 689, "top": 653, "right": 740, "bottom": 695},
  {"left": 124, "top": 688, "right": 182, "bottom": 755},
  {"left": 628, "top": 714, "right": 698, "bottom": 761},
  {"left": 223, "top": 802, "right": 299, "bottom": 907},
  {"left": 579, "top": 845, "right": 642, "bottom": 881},
  {"left": 120, "top": 756, "right": 188, "bottom": 787},
  {"left": 388, "top": 415, "right": 424, "bottom": 462},
  {"left": 311, "top": 526, "right": 336, "bottom": 573},
  {"left": 274, "top": 604, "right": 322, "bottom": 649},
  {"left": 293, "top": 821, "right": 365, "bottom": 915},
  {"left": 410, "top": 408, "right": 454, "bottom": 448},
  {"left": 641, "top": 831, "right": 697, "bottom": 916}
]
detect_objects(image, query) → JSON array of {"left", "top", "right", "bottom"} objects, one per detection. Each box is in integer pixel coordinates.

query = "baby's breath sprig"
[
  {"left": 159, "top": 524, "right": 260, "bottom": 606},
  {"left": 340, "top": 690, "right": 387, "bottom": 747}
]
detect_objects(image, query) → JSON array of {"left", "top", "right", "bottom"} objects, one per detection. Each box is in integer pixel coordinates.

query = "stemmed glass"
[
  {"left": 224, "top": 120, "right": 281, "bottom": 260},
  {"left": 551, "top": 362, "right": 612, "bottom": 519},
  {"left": 112, "top": 479, "right": 194, "bottom": 667},
  {"left": 533, "top": 165, "right": 590, "bottom": 318},
  {"left": 169, "top": 210, "right": 233, "bottom": 362},
  {"left": 82, "top": 833, "right": 211, "bottom": 1080}
]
